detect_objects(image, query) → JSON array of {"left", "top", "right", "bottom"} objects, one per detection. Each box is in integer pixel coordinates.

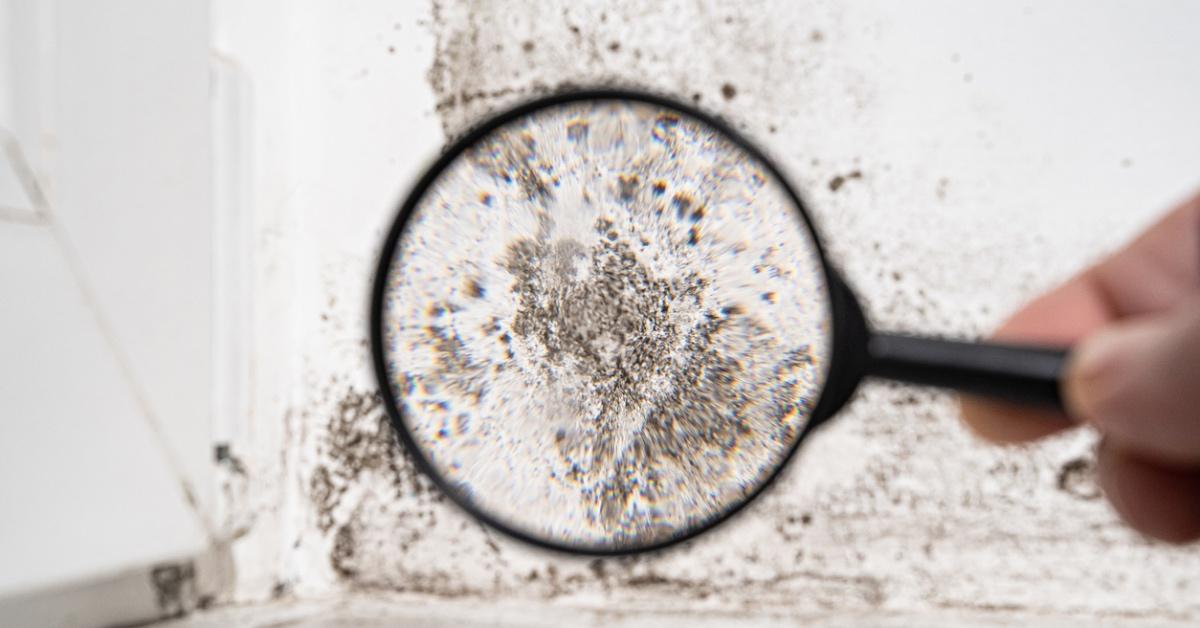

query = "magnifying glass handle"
[{"left": 865, "top": 333, "right": 1070, "bottom": 412}]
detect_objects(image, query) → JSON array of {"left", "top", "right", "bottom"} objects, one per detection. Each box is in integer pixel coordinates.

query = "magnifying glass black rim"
[{"left": 369, "top": 87, "right": 847, "bottom": 556}]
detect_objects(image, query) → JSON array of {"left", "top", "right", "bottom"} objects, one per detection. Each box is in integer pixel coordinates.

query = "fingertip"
[
  {"left": 958, "top": 396, "right": 1072, "bottom": 444},
  {"left": 1060, "top": 322, "right": 1150, "bottom": 427}
]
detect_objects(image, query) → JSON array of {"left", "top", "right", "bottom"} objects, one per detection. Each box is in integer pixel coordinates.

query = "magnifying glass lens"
[{"left": 379, "top": 98, "right": 832, "bottom": 552}]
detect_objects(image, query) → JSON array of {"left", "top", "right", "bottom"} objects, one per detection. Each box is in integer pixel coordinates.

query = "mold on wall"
[{"left": 216, "top": 0, "right": 1200, "bottom": 622}]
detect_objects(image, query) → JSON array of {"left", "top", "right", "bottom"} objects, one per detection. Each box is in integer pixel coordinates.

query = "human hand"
[{"left": 960, "top": 191, "right": 1200, "bottom": 543}]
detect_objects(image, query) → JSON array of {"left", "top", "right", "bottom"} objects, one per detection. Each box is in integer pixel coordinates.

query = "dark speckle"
[
  {"left": 761, "top": 292, "right": 776, "bottom": 304},
  {"left": 618, "top": 174, "right": 640, "bottom": 201},
  {"left": 608, "top": 41, "right": 620, "bottom": 52},
  {"left": 810, "top": 30, "right": 824, "bottom": 42},
  {"left": 522, "top": 40, "right": 535, "bottom": 53},
  {"left": 331, "top": 523, "right": 357, "bottom": 578},
  {"left": 1057, "top": 456, "right": 1101, "bottom": 500},
  {"left": 589, "top": 559, "right": 607, "bottom": 579},
  {"left": 151, "top": 562, "right": 195, "bottom": 617},
  {"left": 388, "top": 46, "right": 395, "bottom": 54},
  {"left": 688, "top": 226, "right": 700, "bottom": 246},
  {"left": 672, "top": 192, "right": 693, "bottom": 219},
  {"left": 829, "top": 170, "right": 862, "bottom": 192},
  {"left": 721, "top": 83, "right": 737, "bottom": 100},
  {"left": 465, "top": 278, "right": 485, "bottom": 299},
  {"left": 651, "top": 180, "right": 667, "bottom": 196}
]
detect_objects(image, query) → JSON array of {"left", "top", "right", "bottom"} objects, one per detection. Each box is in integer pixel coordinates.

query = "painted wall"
[
  {"left": 215, "top": 0, "right": 1200, "bottom": 622},
  {"left": 0, "top": 1, "right": 214, "bottom": 624}
]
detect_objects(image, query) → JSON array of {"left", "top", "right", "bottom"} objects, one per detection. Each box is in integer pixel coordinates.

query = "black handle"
[{"left": 864, "top": 333, "right": 1070, "bottom": 410}]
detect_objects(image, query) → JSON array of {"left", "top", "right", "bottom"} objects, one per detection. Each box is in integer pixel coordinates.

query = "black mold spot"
[
  {"left": 618, "top": 173, "right": 639, "bottom": 201},
  {"left": 721, "top": 83, "right": 737, "bottom": 100},
  {"left": 310, "top": 386, "right": 444, "bottom": 550},
  {"left": 466, "top": 277, "right": 486, "bottom": 298},
  {"left": 828, "top": 170, "right": 863, "bottom": 192},
  {"left": 672, "top": 192, "right": 693, "bottom": 219},
  {"left": 151, "top": 562, "right": 196, "bottom": 619},
  {"left": 331, "top": 522, "right": 358, "bottom": 578}
]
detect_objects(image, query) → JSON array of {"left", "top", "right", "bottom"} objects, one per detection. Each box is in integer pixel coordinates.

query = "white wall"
[
  {"left": 213, "top": 1, "right": 1200, "bottom": 623},
  {"left": 0, "top": 1, "right": 214, "bottom": 624}
]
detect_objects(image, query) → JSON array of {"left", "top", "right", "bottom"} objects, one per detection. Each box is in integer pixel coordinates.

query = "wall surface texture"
[{"left": 214, "top": 1, "right": 1200, "bottom": 624}]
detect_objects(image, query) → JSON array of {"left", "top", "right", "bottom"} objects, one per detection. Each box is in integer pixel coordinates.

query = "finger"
[
  {"left": 1098, "top": 438, "right": 1200, "bottom": 544},
  {"left": 1089, "top": 189, "right": 1200, "bottom": 317},
  {"left": 1065, "top": 295, "right": 1200, "bottom": 466},
  {"left": 959, "top": 273, "right": 1113, "bottom": 443},
  {"left": 960, "top": 189, "right": 1200, "bottom": 444}
]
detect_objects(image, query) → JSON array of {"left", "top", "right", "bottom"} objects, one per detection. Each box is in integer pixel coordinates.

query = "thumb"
[{"left": 1064, "top": 296, "right": 1200, "bottom": 466}]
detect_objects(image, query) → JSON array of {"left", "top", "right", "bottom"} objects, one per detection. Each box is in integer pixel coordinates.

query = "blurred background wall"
[{"left": 2, "top": 1, "right": 1200, "bottom": 625}]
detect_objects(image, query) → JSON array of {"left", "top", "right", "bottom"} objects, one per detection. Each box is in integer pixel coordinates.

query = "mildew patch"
[
  {"left": 275, "top": 1, "right": 1200, "bottom": 623},
  {"left": 425, "top": 0, "right": 840, "bottom": 141},
  {"left": 309, "top": 387, "right": 444, "bottom": 535},
  {"left": 379, "top": 99, "right": 829, "bottom": 549},
  {"left": 151, "top": 561, "right": 197, "bottom": 619}
]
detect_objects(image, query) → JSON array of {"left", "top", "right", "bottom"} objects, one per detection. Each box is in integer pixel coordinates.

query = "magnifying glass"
[{"left": 370, "top": 89, "right": 1069, "bottom": 555}]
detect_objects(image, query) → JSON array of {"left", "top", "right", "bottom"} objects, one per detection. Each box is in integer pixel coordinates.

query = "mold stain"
[
  {"left": 828, "top": 169, "right": 862, "bottom": 192},
  {"left": 287, "top": 1, "right": 1200, "bottom": 620}
]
